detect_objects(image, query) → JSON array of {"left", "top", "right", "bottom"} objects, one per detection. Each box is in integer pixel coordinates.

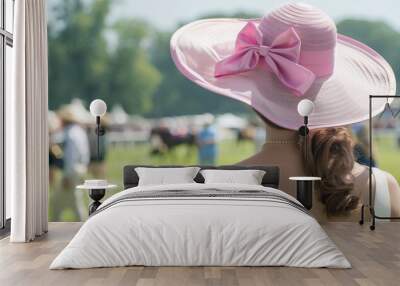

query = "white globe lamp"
[
  {"left": 90, "top": 99, "right": 107, "bottom": 117},
  {"left": 297, "top": 99, "right": 315, "bottom": 166},
  {"left": 89, "top": 99, "right": 107, "bottom": 161},
  {"left": 297, "top": 99, "right": 314, "bottom": 117}
]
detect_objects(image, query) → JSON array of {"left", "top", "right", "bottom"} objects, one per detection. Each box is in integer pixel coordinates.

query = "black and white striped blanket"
[{"left": 91, "top": 188, "right": 309, "bottom": 217}]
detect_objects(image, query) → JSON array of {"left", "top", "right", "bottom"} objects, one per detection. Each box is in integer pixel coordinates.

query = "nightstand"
[
  {"left": 77, "top": 183, "right": 117, "bottom": 215},
  {"left": 289, "top": 176, "right": 321, "bottom": 210}
]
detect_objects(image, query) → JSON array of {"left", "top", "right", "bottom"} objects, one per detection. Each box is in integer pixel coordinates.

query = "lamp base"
[
  {"left": 88, "top": 189, "right": 106, "bottom": 215},
  {"left": 296, "top": 181, "right": 313, "bottom": 210}
]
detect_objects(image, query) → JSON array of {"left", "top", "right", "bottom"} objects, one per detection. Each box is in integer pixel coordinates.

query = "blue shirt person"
[{"left": 197, "top": 124, "right": 217, "bottom": 165}]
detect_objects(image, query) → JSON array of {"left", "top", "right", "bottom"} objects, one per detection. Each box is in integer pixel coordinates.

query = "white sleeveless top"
[{"left": 372, "top": 168, "right": 391, "bottom": 217}]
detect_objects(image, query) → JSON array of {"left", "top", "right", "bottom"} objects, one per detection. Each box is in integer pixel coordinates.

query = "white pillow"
[
  {"left": 135, "top": 167, "right": 200, "bottom": 186},
  {"left": 200, "top": 169, "right": 266, "bottom": 185}
]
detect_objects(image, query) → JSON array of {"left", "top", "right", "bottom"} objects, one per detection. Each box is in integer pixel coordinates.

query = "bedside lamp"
[{"left": 90, "top": 99, "right": 107, "bottom": 161}]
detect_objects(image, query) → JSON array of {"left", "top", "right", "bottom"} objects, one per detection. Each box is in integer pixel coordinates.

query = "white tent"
[
  {"left": 216, "top": 113, "right": 247, "bottom": 129},
  {"left": 110, "top": 104, "right": 130, "bottom": 125},
  {"left": 70, "top": 98, "right": 93, "bottom": 124}
]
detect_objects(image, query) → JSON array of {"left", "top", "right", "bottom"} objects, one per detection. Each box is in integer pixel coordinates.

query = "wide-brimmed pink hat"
[{"left": 170, "top": 2, "right": 396, "bottom": 130}]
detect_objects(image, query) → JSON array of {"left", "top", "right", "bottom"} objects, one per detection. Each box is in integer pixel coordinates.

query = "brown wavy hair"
[{"left": 301, "top": 127, "right": 359, "bottom": 214}]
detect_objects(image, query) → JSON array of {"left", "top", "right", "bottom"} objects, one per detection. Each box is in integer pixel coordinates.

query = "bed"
[{"left": 50, "top": 165, "right": 350, "bottom": 269}]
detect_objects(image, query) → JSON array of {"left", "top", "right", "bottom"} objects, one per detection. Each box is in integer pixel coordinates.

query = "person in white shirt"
[
  {"left": 51, "top": 106, "right": 90, "bottom": 221},
  {"left": 63, "top": 123, "right": 90, "bottom": 178}
]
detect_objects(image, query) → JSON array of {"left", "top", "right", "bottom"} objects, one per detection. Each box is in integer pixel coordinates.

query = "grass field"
[
  {"left": 104, "top": 139, "right": 255, "bottom": 185},
  {"left": 374, "top": 133, "right": 400, "bottom": 181}
]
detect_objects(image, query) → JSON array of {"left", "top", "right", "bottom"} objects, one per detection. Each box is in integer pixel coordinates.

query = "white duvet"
[{"left": 50, "top": 183, "right": 350, "bottom": 269}]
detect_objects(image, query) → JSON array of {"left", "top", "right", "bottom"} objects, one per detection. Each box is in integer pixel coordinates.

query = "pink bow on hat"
[{"left": 215, "top": 22, "right": 316, "bottom": 96}]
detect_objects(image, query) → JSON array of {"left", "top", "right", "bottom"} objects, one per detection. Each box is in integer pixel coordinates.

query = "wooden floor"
[{"left": 0, "top": 222, "right": 399, "bottom": 286}]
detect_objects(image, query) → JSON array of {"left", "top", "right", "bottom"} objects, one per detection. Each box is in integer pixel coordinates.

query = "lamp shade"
[
  {"left": 90, "top": 99, "right": 107, "bottom": 117},
  {"left": 297, "top": 99, "right": 315, "bottom": 117}
]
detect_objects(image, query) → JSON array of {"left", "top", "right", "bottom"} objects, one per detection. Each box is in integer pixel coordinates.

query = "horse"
[{"left": 150, "top": 126, "right": 196, "bottom": 155}]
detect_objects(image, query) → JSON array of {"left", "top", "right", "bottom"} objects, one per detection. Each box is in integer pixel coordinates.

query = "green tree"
[
  {"left": 48, "top": 0, "right": 110, "bottom": 109},
  {"left": 105, "top": 19, "right": 161, "bottom": 114},
  {"left": 48, "top": 0, "right": 161, "bottom": 114}
]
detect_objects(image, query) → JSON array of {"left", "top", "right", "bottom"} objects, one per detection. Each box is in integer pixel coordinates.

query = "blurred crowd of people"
[
  {"left": 49, "top": 103, "right": 108, "bottom": 221},
  {"left": 149, "top": 116, "right": 267, "bottom": 166}
]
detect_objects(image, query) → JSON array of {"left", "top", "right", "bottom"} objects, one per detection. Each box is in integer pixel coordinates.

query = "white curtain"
[{"left": 7, "top": 0, "right": 49, "bottom": 242}]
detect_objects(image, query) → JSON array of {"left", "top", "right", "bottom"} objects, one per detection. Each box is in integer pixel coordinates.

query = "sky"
[{"left": 110, "top": 0, "right": 400, "bottom": 30}]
